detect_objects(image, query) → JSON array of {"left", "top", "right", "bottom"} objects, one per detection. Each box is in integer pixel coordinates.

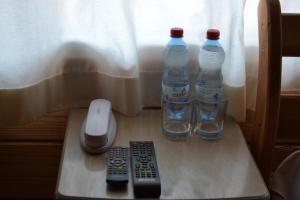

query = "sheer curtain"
[{"left": 0, "top": 0, "right": 246, "bottom": 126}]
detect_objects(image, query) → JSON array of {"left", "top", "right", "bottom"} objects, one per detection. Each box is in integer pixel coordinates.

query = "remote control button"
[
  {"left": 106, "top": 147, "right": 129, "bottom": 186},
  {"left": 130, "top": 141, "right": 161, "bottom": 198},
  {"left": 114, "top": 159, "right": 124, "bottom": 165}
]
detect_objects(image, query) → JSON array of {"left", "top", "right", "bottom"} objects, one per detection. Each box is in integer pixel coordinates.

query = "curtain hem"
[{"left": 0, "top": 72, "right": 141, "bottom": 126}]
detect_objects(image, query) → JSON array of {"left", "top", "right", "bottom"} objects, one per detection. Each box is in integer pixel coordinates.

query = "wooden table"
[{"left": 56, "top": 109, "right": 269, "bottom": 200}]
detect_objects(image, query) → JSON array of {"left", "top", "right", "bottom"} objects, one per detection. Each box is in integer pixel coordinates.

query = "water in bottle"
[
  {"left": 195, "top": 29, "right": 226, "bottom": 140},
  {"left": 162, "top": 27, "right": 191, "bottom": 140}
]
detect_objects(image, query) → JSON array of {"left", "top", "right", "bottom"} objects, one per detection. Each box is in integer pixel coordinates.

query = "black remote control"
[
  {"left": 106, "top": 147, "right": 129, "bottom": 187},
  {"left": 130, "top": 141, "right": 161, "bottom": 198}
]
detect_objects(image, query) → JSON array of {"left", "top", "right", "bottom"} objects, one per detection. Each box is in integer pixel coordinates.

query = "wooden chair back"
[{"left": 254, "top": 0, "right": 300, "bottom": 184}]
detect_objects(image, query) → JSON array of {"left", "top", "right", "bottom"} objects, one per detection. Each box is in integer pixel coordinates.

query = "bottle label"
[
  {"left": 195, "top": 83, "right": 222, "bottom": 102},
  {"left": 162, "top": 84, "right": 190, "bottom": 102}
]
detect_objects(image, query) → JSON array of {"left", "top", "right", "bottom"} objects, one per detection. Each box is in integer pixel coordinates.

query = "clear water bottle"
[
  {"left": 195, "top": 29, "right": 226, "bottom": 140},
  {"left": 161, "top": 27, "right": 191, "bottom": 140}
]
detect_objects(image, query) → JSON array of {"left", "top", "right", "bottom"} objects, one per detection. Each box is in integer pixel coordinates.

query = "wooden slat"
[
  {"left": 253, "top": 0, "right": 282, "bottom": 183},
  {"left": 282, "top": 13, "right": 300, "bottom": 57},
  {"left": 239, "top": 110, "right": 256, "bottom": 143},
  {"left": 277, "top": 95, "right": 300, "bottom": 143},
  {"left": 0, "top": 142, "right": 63, "bottom": 199},
  {"left": 0, "top": 111, "right": 68, "bottom": 142}
]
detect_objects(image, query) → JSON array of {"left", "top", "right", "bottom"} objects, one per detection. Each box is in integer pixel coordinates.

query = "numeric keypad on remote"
[
  {"left": 106, "top": 147, "right": 129, "bottom": 186},
  {"left": 130, "top": 141, "right": 161, "bottom": 198}
]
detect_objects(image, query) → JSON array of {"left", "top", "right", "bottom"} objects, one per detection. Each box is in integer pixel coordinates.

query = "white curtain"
[{"left": 0, "top": 0, "right": 246, "bottom": 126}]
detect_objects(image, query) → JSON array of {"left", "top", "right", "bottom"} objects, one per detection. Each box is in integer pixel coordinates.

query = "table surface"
[{"left": 56, "top": 109, "right": 269, "bottom": 200}]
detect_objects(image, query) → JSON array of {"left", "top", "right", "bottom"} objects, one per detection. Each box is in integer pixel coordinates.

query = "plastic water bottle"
[
  {"left": 195, "top": 29, "right": 226, "bottom": 139},
  {"left": 161, "top": 27, "right": 191, "bottom": 140}
]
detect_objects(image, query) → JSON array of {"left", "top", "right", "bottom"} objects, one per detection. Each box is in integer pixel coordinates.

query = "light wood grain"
[
  {"left": 56, "top": 109, "right": 269, "bottom": 200},
  {"left": 253, "top": 0, "right": 282, "bottom": 183}
]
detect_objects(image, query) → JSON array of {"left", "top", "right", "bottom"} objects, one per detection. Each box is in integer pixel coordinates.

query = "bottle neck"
[
  {"left": 204, "top": 38, "right": 221, "bottom": 47},
  {"left": 169, "top": 37, "right": 186, "bottom": 46}
]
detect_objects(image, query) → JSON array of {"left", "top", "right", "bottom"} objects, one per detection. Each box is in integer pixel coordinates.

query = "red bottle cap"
[
  {"left": 171, "top": 27, "right": 184, "bottom": 38},
  {"left": 207, "top": 29, "right": 220, "bottom": 40}
]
